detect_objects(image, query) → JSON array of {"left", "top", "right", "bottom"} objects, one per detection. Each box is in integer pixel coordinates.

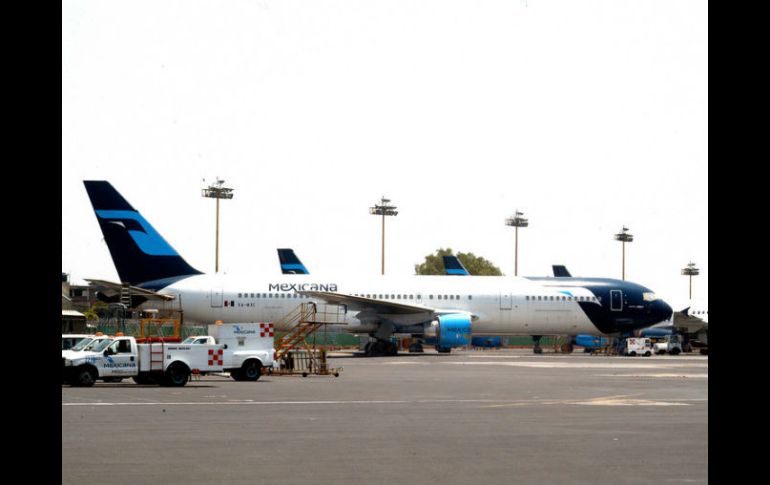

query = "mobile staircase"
[{"left": 271, "top": 303, "right": 345, "bottom": 377}]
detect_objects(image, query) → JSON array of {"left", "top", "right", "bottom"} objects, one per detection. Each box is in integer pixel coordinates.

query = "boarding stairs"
[{"left": 273, "top": 303, "right": 346, "bottom": 372}]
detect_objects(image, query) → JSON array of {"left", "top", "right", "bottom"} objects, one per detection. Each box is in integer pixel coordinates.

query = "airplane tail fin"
[
  {"left": 277, "top": 248, "right": 310, "bottom": 274},
  {"left": 443, "top": 255, "right": 470, "bottom": 276},
  {"left": 83, "top": 181, "right": 203, "bottom": 286},
  {"left": 552, "top": 265, "right": 572, "bottom": 277}
]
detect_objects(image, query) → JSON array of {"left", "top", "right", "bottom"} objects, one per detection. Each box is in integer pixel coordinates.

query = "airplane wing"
[
  {"left": 300, "top": 291, "right": 433, "bottom": 315},
  {"left": 85, "top": 279, "right": 176, "bottom": 301}
]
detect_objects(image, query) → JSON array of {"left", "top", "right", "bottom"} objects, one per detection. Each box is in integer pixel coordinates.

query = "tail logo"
[{"left": 95, "top": 210, "right": 178, "bottom": 257}]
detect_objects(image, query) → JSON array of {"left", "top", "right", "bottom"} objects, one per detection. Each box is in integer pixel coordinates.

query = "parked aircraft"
[{"left": 83, "top": 181, "right": 672, "bottom": 356}]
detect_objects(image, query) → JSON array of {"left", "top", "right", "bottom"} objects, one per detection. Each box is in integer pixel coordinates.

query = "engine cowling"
[{"left": 425, "top": 314, "right": 472, "bottom": 349}]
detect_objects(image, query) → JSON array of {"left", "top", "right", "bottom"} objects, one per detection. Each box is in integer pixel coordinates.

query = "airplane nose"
[{"left": 653, "top": 300, "right": 673, "bottom": 322}]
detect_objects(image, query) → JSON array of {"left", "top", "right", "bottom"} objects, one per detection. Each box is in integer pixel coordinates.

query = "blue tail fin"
[
  {"left": 443, "top": 255, "right": 470, "bottom": 276},
  {"left": 83, "top": 181, "right": 202, "bottom": 287},
  {"left": 277, "top": 248, "right": 310, "bottom": 274}
]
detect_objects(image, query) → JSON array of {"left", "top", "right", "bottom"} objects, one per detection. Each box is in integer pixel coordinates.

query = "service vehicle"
[
  {"left": 183, "top": 322, "right": 275, "bottom": 381},
  {"left": 653, "top": 334, "right": 683, "bottom": 355},
  {"left": 622, "top": 337, "right": 653, "bottom": 357},
  {"left": 62, "top": 335, "right": 224, "bottom": 387}
]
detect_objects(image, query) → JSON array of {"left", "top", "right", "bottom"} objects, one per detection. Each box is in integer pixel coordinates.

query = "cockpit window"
[{"left": 642, "top": 292, "right": 658, "bottom": 302}]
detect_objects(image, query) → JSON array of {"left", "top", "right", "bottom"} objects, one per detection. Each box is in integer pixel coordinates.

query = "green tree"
[
  {"left": 414, "top": 248, "right": 503, "bottom": 276},
  {"left": 83, "top": 305, "right": 99, "bottom": 321}
]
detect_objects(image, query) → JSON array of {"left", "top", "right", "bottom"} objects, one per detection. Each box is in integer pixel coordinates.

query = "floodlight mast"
[
  {"left": 505, "top": 210, "right": 529, "bottom": 276},
  {"left": 369, "top": 196, "right": 398, "bottom": 275},
  {"left": 613, "top": 226, "right": 634, "bottom": 280},
  {"left": 202, "top": 178, "right": 234, "bottom": 273},
  {"left": 681, "top": 261, "right": 700, "bottom": 300}
]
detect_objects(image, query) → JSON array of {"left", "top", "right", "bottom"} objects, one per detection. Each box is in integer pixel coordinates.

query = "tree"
[
  {"left": 82, "top": 305, "right": 99, "bottom": 322},
  {"left": 414, "top": 248, "right": 503, "bottom": 276}
]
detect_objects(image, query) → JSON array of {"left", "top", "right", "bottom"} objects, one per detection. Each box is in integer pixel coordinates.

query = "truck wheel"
[
  {"left": 671, "top": 348, "right": 681, "bottom": 355},
  {"left": 241, "top": 360, "right": 262, "bottom": 381},
  {"left": 74, "top": 367, "right": 97, "bottom": 387},
  {"left": 164, "top": 363, "right": 190, "bottom": 387},
  {"left": 230, "top": 370, "right": 244, "bottom": 381}
]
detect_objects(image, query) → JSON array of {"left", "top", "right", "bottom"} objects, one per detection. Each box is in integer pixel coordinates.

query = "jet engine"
[{"left": 425, "top": 313, "right": 472, "bottom": 351}]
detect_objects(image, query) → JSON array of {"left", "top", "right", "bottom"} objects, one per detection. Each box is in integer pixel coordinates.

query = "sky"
[{"left": 62, "top": 0, "right": 708, "bottom": 310}]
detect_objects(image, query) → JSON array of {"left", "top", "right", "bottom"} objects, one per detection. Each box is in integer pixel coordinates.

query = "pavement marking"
[
  {"left": 482, "top": 394, "right": 695, "bottom": 408},
  {"left": 63, "top": 395, "right": 700, "bottom": 408},
  {"left": 595, "top": 373, "right": 708, "bottom": 379},
  {"left": 575, "top": 397, "right": 690, "bottom": 406},
  {"left": 443, "top": 361, "right": 707, "bottom": 369},
  {"left": 62, "top": 398, "right": 512, "bottom": 407}
]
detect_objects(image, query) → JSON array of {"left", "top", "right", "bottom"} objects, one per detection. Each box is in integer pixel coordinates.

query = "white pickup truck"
[
  {"left": 182, "top": 322, "right": 275, "bottom": 381},
  {"left": 62, "top": 336, "right": 224, "bottom": 387}
]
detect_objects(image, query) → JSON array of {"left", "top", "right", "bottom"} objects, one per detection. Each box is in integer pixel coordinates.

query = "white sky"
[{"left": 62, "top": 0, "right": 708, "bottom": 310}]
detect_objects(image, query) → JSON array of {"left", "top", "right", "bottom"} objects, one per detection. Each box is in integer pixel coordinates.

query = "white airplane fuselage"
[{"left": 146, "top": 273, "right": 605, "bottom": 336}]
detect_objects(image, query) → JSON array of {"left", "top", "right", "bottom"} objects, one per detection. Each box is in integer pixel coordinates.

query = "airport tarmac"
[{"left": 62, "top": 349, "right": 708, "bottom": 485}]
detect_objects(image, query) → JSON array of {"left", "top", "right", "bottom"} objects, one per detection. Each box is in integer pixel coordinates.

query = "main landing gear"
[
  {"left": 532, "top": 335, "right": 543, "bottom": 354},
  {"left": 408, "top": 341, "right": 424, "bottom": 353},
  {"left": 364, "top": 339, "right": 398, "bottom": 357}
]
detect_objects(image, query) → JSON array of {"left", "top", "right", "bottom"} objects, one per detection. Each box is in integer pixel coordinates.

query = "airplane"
[{"left": 83, "top": 181, "right": 673, "bottom": 357}]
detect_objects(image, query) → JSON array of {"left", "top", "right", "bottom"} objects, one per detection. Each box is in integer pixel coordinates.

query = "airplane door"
[
  {"left": 500, "top": 293, "right": 512, "bottom": 310},
  {"left": 610, "top": 290, "right": 623, "bottom": 311},
  {"left": 211, "top": 288, "right": 223, "bottom": 308}
]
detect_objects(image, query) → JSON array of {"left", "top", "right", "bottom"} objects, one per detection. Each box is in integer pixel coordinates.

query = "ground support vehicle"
[{"left": 62, "top": 336, "right": 224, "bottom": 387}]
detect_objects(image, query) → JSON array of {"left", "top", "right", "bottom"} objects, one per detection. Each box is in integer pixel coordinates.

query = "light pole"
[
  {"left": 681, "top": 261, "right": 700, "bottom": 300},
  {"left": 505, "top": 210, "right": 529, "bottom": 276},
  {"left": 369, "top": 196, "right": 398, "bottom": 275},
  {"left": 202, "top": 178, "right": 234, "bottom": 273},
  {"left": 613, "top": 226, "right": 634, "bottom": 280}
]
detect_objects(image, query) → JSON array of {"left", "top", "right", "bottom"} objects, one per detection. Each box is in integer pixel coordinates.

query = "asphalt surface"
[{"left": 62, "top": 349, "right": 708, "bottom": 484}]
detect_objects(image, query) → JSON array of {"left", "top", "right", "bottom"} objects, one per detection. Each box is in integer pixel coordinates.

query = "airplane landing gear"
[
  {"left": 365, "top": 339, "right": 398, "bottom": 357},
  {"left": 532, "top": 335, "right": 543, "bottom": 354},
  {"left": 408, "top": 341, "right": 424, "bottom": 353}
]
